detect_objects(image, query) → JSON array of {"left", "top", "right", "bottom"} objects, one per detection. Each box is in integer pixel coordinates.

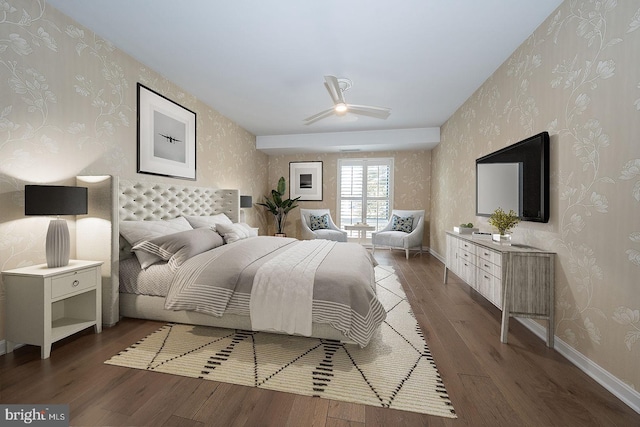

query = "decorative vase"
[{"left": 492, "top": 233, "right": 511, "bottom": 245}]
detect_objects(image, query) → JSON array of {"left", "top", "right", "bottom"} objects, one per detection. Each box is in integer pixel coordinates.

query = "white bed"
[{"left": 78, "top": 176, "right": 384, "bottom": 346}]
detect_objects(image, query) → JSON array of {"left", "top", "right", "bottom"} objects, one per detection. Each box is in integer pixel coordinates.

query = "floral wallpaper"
[
  {"left": 431, "top": 0, "right": 639, "bottom": 391},
  {"left": 2, "top": 0, "right": 637, "bottom": 407},
  {"left": 266, "top": 150, "right": 431, "bottom": 245},
  {"left": 0, "top": 0, "right": 269, "bottom": 339}
]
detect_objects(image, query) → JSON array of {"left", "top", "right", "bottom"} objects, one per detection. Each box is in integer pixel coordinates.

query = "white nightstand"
[{"left": 2, "top": 260, "right": 103, "bottom": 359}]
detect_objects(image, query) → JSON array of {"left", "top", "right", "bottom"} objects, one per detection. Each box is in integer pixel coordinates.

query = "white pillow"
[
  {"left": 184, "top": 213, "right": 233, "bottom": 231},
  {"left": 216, "top": 222, "right": 258, "bottom": 244},
  {"left": 119, "top": 216, "right": 193, "bottom": 268}
]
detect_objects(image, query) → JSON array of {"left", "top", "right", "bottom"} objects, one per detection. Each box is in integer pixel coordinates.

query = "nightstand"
[{"left": 2, "top": 260, "right": 103, "bottom": 359}]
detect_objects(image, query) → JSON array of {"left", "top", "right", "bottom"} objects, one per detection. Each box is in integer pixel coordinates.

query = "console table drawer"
[
  {"left": 477, "top": 258, "right": 501, "bottom": 278},
  {"left": 51, "top": 268, "right": 97, "bottom": 299},
  {"left": 477, "top": 247, "right": 501, "bottom": 267},
  {"left": 477, "top": 271, "right": 502, "bottom": 308}
]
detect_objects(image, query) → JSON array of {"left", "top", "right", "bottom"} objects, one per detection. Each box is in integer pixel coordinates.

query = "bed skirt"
[{"left": 119, "top": 293, "right": 355, "bottom": 344}]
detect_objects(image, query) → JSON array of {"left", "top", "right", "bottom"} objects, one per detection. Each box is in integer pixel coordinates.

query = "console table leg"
[{"left": 500, "top": 309, "right": 510, "bottom": 343}]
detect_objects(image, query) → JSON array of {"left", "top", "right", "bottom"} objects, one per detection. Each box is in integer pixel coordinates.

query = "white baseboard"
[
  {"left": 517, "top": 318, "right": 640, "bottom": 414},
  {"left": 431, "top": 246, "right": 639, "bottom": 414},
  {"left": 429, "top": 247, "right": 445, "bottom": 263}
]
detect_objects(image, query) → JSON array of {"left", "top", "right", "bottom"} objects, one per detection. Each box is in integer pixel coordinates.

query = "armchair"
[
  {"left": 300, "top": 208, "right": 348, "bottom": 242},
  {"left": 372, "top": 209, "right": 425, "bottom": 259}
]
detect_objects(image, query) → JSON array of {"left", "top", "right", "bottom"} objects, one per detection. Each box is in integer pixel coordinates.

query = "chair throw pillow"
[
  {"left": 391, "top": 214, "right": 414, "bottom": 233},
  {"left": 309, "top": 214, "right": 330, "bottom": 231}
]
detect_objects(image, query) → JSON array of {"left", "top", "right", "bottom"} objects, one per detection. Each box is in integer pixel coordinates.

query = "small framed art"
[
  {"left": 289, "top": 161, "right": 323, "bottom": 201},
  {"left": 137, "top": 83, "right": 197, "bottom": 180}
]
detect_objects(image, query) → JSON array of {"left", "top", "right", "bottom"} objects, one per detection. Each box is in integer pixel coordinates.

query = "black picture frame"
[{"left": 137, "top": 83, "right": 197, "bottom": 180}]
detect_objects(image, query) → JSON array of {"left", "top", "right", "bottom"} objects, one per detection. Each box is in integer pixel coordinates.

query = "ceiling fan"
[{"left": 303, "top": 75, "right": 391, "bottom": 125}]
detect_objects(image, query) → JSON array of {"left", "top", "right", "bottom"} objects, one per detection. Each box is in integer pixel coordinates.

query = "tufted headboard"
[
  {"left": 118, "top": 179, "right": 239, "bottom": 222},
  {"left": 117, "top": 179, "right": 239, "bottom": 260},
  {"left": 76, "top": 176, "right": 240, "bottom": 327}
]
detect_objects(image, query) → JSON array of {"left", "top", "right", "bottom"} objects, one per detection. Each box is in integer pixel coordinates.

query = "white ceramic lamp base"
[{"left": 46, "top": 218, "right": 70, "bottom": 268}]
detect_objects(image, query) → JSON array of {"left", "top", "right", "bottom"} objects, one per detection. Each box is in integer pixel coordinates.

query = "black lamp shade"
[
  {"left": 25, "top": 185, "right": 88, "bottom": 216},
  {"left": 240, "top": 195, "right": 253, "bottom": 208}
]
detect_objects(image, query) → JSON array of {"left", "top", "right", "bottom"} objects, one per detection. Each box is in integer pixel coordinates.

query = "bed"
[{"left": 81, "top": 177, "right": 386, "bottom": 347}]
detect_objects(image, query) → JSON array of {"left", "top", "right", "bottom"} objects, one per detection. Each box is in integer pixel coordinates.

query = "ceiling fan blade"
[
  {"left": 347, "top": 104, "right": 391, "bottom": 119},
  {"left": 324, "top": 75, "right": 345, "bottom": 105},
  {"left": 303, "top": 108, "right": 335, "bottom": 125}
]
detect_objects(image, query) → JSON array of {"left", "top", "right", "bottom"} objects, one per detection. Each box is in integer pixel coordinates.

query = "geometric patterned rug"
[{"left": 105, "top": 266, "right": 457, "bottom": 418}]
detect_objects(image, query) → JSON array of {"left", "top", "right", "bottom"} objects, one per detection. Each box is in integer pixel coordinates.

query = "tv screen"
[{"left": 476, "top": 131, "right": 549, "bottom": 223}]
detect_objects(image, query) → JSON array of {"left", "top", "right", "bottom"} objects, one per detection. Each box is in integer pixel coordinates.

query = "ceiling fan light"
[{"left": 334, "top": 102, "right": 348, "bottom": 113}]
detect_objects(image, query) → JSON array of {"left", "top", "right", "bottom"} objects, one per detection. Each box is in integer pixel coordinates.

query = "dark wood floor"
[{"left": 1, "top": 249, "right": 639, "bottom": 426}]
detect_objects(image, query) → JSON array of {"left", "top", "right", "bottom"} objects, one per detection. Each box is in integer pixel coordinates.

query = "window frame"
[{"left": 337, "top": 157, "right": 394, "bottom": 233}]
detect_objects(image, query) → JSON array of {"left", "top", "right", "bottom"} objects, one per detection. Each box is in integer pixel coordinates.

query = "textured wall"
[
  {"left": 266, "top": 151, "right": 431, "bottom": 245},
  {"left": 431, "top": 1, "right": 640, "bottom": 390},
  {"left": 0, "top": 1, "right": 269, "bottom": 339}
]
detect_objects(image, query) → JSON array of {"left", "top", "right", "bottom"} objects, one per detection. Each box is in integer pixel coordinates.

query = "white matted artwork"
[
  {"left": 137, "top": 83, "right": 197, "bottom": 180},
  {"left": 290, "top": 161, "right": 323, "bottom": 201}
]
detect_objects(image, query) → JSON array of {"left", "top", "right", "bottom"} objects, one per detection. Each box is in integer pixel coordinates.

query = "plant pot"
[{"left": 492, "top": 233, "right": 511, "bottom": 245}]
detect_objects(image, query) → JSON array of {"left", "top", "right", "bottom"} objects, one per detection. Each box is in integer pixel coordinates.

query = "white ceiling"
[{"left": 47, "top": 0, "right": 563, "bottom": 154}]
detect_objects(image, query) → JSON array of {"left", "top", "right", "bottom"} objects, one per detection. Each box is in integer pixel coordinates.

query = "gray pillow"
[
  {"left": 132, "top": 228, "right": 224, "bottom": 271},
  {"left": 119, "top": 217, "right": 193, "bottom": 268}
]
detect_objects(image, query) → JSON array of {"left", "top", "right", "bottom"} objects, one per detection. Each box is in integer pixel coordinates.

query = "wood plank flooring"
[{"left": 1, "top": 249, "right": 638, "bottom": 426}]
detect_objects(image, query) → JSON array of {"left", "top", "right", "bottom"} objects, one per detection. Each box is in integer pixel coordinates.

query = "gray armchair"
[
  {"left": 300, "top": 208, "right": 348, "bottom": 242},
  {"left": 372, "top": 209, "right": 425, "bottom": 259}
]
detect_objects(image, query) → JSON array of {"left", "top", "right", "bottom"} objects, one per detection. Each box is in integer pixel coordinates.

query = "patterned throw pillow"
[
  {"left": 309, "top": 214, "right": 330, "bottom": 231},
  {"left": 391, "top": 214, "right": 414, "bottom": 233}
]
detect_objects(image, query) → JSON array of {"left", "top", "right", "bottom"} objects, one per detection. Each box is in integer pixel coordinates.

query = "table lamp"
[
  {"left": 240, "top": 195, "right": 252, "bottom": 222},
  {"left": 25, "top": 185, "right": 88, "bottom": 268}
]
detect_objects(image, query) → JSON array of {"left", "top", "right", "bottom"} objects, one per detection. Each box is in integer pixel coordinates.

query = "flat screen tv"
[{"left": 476, "top": 131, "right": 549, "bottom": 223}]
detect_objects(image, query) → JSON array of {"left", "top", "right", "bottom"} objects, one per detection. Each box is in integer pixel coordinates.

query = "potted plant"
[
  {"left": 488, "top": 207, "right": 520, "bottom": 244},
  {"left": 257, "top": 177, "right": 300, "bottom": 236}
]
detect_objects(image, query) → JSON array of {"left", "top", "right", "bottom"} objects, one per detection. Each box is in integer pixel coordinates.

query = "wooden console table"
[{"left": 444, "top": 231, "right": 555, "bottom": 347}]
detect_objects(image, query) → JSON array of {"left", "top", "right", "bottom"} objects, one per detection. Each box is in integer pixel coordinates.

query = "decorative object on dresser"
[
  {"left": 2, "top": 260, "right": 103, "bottom": 359},
  {"left": 24, "top": 185, "right": 88, "bottom": 268},
  {"left": 444, "top": 232, "right": 555, "bottom": 347},
  {"left": 137, "top": 83, "right": 197, "bottom": 180},
  {"left": 257, "top": 176, "right": 300, "bottom": 236},
  {"left": 488, "top": 207, "right": 520, "bottom": 245},
  {"left": 453, "top": 223, "right": 478, "bottom": 234}
]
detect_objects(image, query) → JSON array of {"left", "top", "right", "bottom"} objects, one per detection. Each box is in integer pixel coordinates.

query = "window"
[{"left": 338, "top": 158, "right": 393, "bottom": 238}]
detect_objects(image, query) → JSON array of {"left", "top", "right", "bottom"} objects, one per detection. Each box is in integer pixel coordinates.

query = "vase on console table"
[{"left": 492, "top": 233, "right": 512, "bottom": 245}]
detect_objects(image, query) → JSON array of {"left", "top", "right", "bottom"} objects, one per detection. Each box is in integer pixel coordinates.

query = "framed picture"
[
  {"left": 137, "top": 83, "right": 197, "bottom": 180},
  {"left": 290, "top": 161, "right": 323, "bottom": 201}
]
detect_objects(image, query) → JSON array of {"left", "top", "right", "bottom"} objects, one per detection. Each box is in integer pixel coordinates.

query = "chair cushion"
[
  {"left": 310, "top": 213, "right": 330, "bottom": 231},
  {"left": 314, "top": 229, "right": 347, "bottom": 242},
  {"left": 391, "top": 214, "right": 414, "bottom": 233}
]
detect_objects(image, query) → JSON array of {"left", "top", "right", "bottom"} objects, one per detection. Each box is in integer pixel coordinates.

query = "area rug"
[{"left": 105, "top": 266, "right": 456, "bottom": 418}]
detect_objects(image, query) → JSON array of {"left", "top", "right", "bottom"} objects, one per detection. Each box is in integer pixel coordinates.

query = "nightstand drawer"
[{"left": 51, "top": 268, "right": 97, "bottom": 299}]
